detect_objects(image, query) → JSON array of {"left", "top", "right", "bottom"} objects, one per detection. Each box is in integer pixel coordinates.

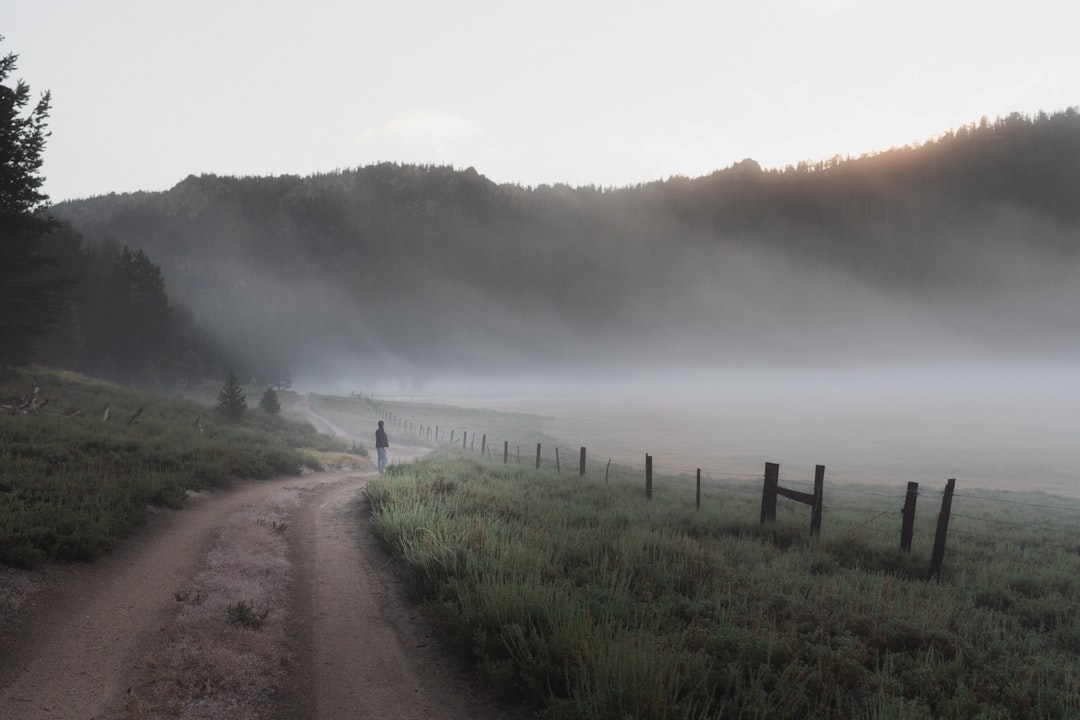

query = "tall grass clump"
[
  {"left": 0, "top": 367, "right": 352, "bottom": 568},
  {"left": 367, "top": 456, "right": 1080, "bottom": 719}
]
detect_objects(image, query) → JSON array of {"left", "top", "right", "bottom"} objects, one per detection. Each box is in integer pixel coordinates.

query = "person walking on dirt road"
[{"left": 375, "top": 420, "right": 390, "bottom": 473}]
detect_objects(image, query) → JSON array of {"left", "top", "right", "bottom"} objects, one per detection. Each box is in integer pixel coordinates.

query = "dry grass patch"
[{"left": 113, "top": 489, "right": 301, "bottom": 719}]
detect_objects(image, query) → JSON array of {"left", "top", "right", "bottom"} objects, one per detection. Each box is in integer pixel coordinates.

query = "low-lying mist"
[
  {"left": 207, "top": 226, "right": 1080, "bottom": 391},
  {"left": 353, "top": 361, "right": 1080, "bottom": 499},
  {"left": 47, "top": 154, "right": 1080, "bottom": 498},
  {"left": 264, "top": 230, "right": 1080, "bottom": 499}
]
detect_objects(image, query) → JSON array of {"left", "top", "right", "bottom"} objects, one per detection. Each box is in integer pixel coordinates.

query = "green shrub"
[{"left": 226, "top": 599, "right": 270, "bottom": 629}]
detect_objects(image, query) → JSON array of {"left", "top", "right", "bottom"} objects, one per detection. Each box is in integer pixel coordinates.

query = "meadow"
[
  {"left": 355, "top": 394, "right": 1080, "bottom": 720},
  {"left": 367, "top": 455, "right": 1080, "bottom": 719},
  {"left": 0, "top": 368, "right": 352, "bottom": 568},
  {"left": 5, "top": 377, "right": 1080, "bottom": 717}
]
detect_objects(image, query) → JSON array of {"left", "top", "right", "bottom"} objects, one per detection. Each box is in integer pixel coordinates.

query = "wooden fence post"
[
  {"left": 760, "top": 462, "right": 779, "bottom": 523},
  {"left": 535, "top": 443, "right": 541, "bottom": 470},
  {"left": 810, "top": 465, "right": 824, "bottom": 536},
  {"left": 555, "top": 448, "right": 561, "bottom": 474},
  {"left": 463, "top": 431, "right": 467, "bottom": 450},
  {"left": 696, "top": 469, "right": 701, "bottom": 510},
  {"left": 481, "top": 434, "right": 486, "bottom": 456},
  {"left": 504, "top": 441, "right": 509, "bottom": 464},
  {"left": 450, "top": 429, "right": 454, "bottom": 444},
  {"left": 928, "top": 478, "right": 956, "bottom": 581},
  {"left": 605, "top": 459, "right": 611, "bottom": 483},
  {"left": 579, "top": 447, "right": 586, "bottom": 476},
  {"left": 645, "top": 454, "right": 653, "bottom": 499},
  {"left": 900, "top": 481, "right": 919, "bottom": 552}
]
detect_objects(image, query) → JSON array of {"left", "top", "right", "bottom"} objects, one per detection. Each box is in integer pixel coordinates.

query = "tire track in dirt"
[
  {"left": 291, "top": 473, "right": 522, "bottom": 720},
  {"left": 290, "top": 396, "right": 524, "bottom": 719},
  {"left": 287, "top": 397, "right": 527, "bottom": 716}
]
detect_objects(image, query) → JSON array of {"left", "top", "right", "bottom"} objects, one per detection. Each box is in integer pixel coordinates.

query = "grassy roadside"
[
  {"left": 0, "top": 367, "right": 358, "bottom": 568},
  {"left": 367, "top": 454, "right": 1080, "bottom": 719}
]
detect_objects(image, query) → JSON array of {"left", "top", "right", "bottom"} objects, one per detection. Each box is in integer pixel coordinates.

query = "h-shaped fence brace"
[
  {"left": 758, "top": 464, "right": 956, "bottom": 580},
  {"left": 759, "top": 462, "right": 824, "bottom": 536}
]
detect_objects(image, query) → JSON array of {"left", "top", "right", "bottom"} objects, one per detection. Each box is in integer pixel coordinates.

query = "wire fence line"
[{"left": 363, "top": 395, "right": 1080, "bottom": 560}]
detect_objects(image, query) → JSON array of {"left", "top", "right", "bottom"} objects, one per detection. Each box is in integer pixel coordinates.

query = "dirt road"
[{"left": 0, "top": 402, "right": 528, "bottom": 719}]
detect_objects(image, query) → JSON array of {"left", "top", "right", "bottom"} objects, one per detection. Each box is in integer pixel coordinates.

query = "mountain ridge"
[{"left": 49, "top": 109, "right": 1080, "bottom": 386}]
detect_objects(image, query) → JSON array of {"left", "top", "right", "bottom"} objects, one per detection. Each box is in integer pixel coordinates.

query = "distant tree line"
[
  {"left": 30, "top": 226, "right": 227, "bottom": 388},
  {"left": 8, "top": 23, "right": 1080, "bottom": 385},
  {"left": 48, "top": 108, "right": 1080, "bottom": 378}
]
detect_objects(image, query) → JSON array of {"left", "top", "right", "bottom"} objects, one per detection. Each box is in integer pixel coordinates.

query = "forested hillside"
[{"left": 50, "top": 109, "right": 1080, "bottom": 388}]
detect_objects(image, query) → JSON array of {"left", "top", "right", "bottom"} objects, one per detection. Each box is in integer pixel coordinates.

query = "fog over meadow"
[
  {"left": 50, "top": 140, "right": 1080, "bottom": 499},
  {"left": 287, "top": 236, "right": 1080, "bottom": 499}
]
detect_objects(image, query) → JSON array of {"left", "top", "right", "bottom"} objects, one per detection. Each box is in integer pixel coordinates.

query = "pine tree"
[
  {"left": 0, "top": 38, "right": 64, "bottom": 373},
  {"left": 258, "top": 386, "right": 281, "bottom": 416},
  {"left": 215, "top": 369, "right": 246, "bottom": 421}
]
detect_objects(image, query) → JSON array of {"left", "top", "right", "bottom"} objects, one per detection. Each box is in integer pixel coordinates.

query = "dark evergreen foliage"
[
  {"left": 0, "top": 39, "right": 64, "bottom": 373},
  {"left": 216, "top": 369, "right": 246, "bottom": 421},
  {"left": 258, "top": 386, "right": 281, "bottom": 416},
  {"left": 33, "top": 231, "right": 223, "bottom": 389}
]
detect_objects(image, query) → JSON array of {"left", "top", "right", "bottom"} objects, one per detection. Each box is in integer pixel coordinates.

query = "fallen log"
[{"left": 0, "top": 379, "right": 45, "bottom": 415}]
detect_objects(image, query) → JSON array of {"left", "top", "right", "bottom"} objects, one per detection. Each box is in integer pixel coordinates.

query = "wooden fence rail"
[{"left": 760, "top": 462, "right": 824, "bottom": 536}]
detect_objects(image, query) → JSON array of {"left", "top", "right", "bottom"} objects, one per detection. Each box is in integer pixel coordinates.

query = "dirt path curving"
[
  {"left": 0, "top": 400, "right": 531, "bottom": 720},
  {"left": 290, "top": 473, "right": 519, "bottom": 720},
  {"left": 0, "top": 476, "right": 302, "bottom": 719},
  {"left": 287, "top": 396, "right": 517, "bottom": 718}
]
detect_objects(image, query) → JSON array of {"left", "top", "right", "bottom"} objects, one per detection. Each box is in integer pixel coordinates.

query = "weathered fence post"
[
  {"left": 696, "top": 469, "right": 701, "bottom": 510},
  {"left": 605, "top": 459, "right": 611, "bottom": 483},
  {"left": 535, "top": 443, "right": 541, "bottom": 470},
  {"left": 462, "top": 431, "right": 467, "bottom": 450},
  {"left": 760, "top": 462, "right": 779, "bottom": 523},
  {"left": 450, "top": 429, "right": 454, "bottom": 444},
  {"left": 504, "top": 441, "right": 509, "bottom": 464},
  {"left": 579, "top": 447, "right": 586, "bottom": 476},
  {"left": 928, "top": 478, "right": 956, "bottom": 581},
  {"left": 481, "top": 434, "right": 486, "bottom": 456},
  {"left": 810, "top": 465, "right": 825, "bottom": 536},
  {"left": 555, "top": 448, "right": 561, "bottom": 474},
  {"left": 900, "top": 481, "right": 919, "bottom": 552},
  {"left": 645, "top": 454, "right": 653, "bottom": 499}
]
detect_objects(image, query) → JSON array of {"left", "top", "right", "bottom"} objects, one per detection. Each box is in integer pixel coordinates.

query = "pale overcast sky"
[{"left": 6, "top": 0, "right": 1077, "bottom": 202}]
